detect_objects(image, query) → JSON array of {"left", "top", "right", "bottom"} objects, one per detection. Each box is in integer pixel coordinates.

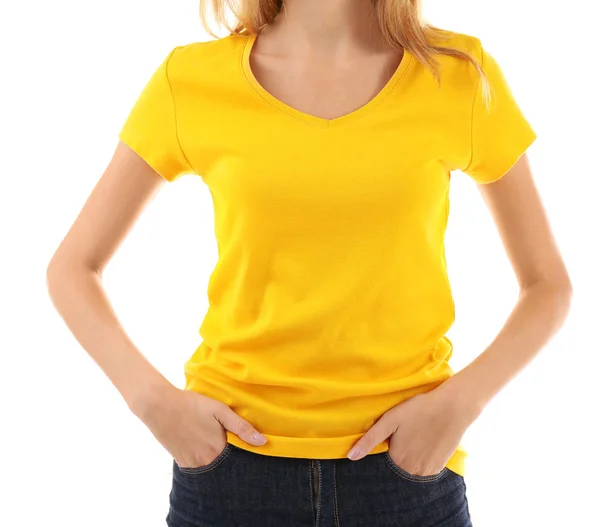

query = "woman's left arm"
[
  {"left": 441, "top": 152, "right": 573, "bottom": 418},
  {"left": 347, "top": 153, "right": 573, "bottom": 467}
]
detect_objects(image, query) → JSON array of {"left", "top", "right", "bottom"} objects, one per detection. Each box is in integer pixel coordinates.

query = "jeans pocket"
[
  {"left": 174, "top": 442, "right": 232, "bottom": 476},
  {"left": 383, "top": 451, "right": 448, "bottom": 483}
]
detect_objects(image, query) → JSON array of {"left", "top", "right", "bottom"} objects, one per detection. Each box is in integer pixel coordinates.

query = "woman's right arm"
[
  {"left": 46, "top": 142, "right": 267, "bottom": 467},
  {"left": 46, "top": 141, "right": 171, "bottom": 417}
]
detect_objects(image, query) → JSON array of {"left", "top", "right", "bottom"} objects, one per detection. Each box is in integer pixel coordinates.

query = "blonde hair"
[{"left": 199, "top": 0, "right": 491, "bottom": 107}]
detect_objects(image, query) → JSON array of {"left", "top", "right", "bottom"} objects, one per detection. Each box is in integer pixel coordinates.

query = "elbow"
[
  {"left": 521, "top": 275, "right": 573, "bottom": 320},
  {"left": 46, "top": 252, "right": 67, "bottom": 299},
  {"left": 551, "top": 271, "right": 574, "bottom": 310},
  {"left": 553, "top": 279, "right": 573, "bottom": 320},
  {"left": 46, "top": 250, "right": 92, "bottom": 298},
  {"left": 562, "top": 277, "right": 574, "bottom": 304},
  {"left": 562, "top": 278, "right": 574, "bottom": 318},
  {"left": 553, "top": 278, "right": 574, "bottom": 328}
]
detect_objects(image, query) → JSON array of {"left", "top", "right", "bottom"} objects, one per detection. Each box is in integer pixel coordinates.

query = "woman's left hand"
[{"left": 346, "top": 380, "right": 479, "bottom": 476}]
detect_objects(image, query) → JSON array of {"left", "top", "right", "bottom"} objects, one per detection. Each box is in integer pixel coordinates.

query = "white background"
[{"left": 1, "top": 0, "right": 598, "bottom": 525}]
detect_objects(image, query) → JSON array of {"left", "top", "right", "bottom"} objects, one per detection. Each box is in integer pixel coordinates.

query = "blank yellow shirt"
[{"left": 118, "top": 30, "right": 536, "bottom": 478}]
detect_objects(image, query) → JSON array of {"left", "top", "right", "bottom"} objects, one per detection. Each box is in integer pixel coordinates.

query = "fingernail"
[
  {"left": 252, "top": 433, "right": 267, "bottom": 445},
  {"left": 347, "top": 447, "right": 360, "bottom": 460}
]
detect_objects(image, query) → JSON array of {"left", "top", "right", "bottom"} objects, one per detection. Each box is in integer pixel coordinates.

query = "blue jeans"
[{"left": 166, "top": 442, "right": 472, "bottom": 526}]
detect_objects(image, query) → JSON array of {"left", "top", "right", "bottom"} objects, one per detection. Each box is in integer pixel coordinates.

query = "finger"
[
  {"left": 347, "top": 414, "right": 396, "bottom": 460},
  {"left": 213, "top": 404, "right": 268, "bottom": 446}
]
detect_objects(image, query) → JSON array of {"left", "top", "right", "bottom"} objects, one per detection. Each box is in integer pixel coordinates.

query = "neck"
[{"left": 263, "top": 0, "right": 387, "bottom": 57}]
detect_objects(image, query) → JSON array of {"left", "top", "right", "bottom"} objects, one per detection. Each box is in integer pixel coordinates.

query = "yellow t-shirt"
[{"left": 118, "top": 29, "right": 536, "bottom": 478}]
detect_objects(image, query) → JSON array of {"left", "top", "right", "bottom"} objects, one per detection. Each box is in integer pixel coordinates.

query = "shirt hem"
[
  {"left": 224, "top": 430, "right": 468, "bottom": 477},
  {"left": 470, "top": 128, "right": 538, "bottom": 185}
]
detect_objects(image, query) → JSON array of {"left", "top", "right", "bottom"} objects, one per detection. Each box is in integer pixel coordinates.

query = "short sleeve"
[
  {"left": 461, "top": 45, "right": 537, "bottom": 184},
  {"left": 118, "top": 47, "right": 194, "bottom": 182}
]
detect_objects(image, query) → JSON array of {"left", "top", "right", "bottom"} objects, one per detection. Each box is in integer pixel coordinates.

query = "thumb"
[
  {"left": 347, "top": 413, "right": 396, "bottom": 461},
  {"left": 213, "top": 404, "right": 268, "bottom": 447}
]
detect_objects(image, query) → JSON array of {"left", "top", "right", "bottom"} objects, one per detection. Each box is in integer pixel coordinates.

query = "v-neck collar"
[{"left": 240, "top": 31, "right": 413, "bottom": 129}]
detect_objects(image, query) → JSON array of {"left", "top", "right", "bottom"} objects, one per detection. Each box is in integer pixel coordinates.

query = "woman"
[{"left": 46, "top": 0, "right": 572, "bottom": 525}]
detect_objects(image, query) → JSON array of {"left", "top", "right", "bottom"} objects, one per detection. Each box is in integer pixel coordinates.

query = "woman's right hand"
[{"left": 134, "top": 383, "right": 268, "bottom": 469}]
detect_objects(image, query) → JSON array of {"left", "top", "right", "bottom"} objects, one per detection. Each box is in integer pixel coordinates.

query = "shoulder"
[
  {"left": 166, "top": 33, "right": 248, "bottom": 70},
  {"left": 158, "top": 33, "right": 249, "bottom": 87},
  {"left": 421, "top": 27, "right": 488, "bottom": 88},
  {"left": 428, "top": 27, "right": 484, "bottom": 61}
]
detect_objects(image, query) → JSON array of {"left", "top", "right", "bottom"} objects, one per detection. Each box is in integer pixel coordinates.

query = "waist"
[{"left": 183, "top": 362, "right": 467, "bottom": 477}]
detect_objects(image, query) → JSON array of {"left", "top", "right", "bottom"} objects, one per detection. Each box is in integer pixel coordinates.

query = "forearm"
[
  {"left": 443, "top": 280, "right": 572, "bottom": 421},
  {"left": 46, "top": 259, "right": 172, "bottom": 417}
]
